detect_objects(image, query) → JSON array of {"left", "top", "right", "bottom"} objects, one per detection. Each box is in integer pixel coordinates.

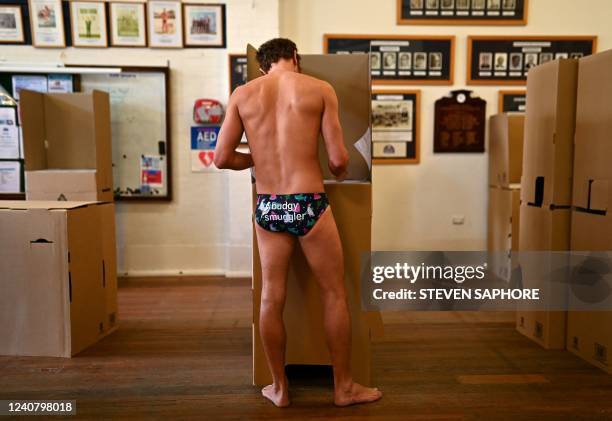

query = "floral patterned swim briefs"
[{"left": 255, "top": 193, "right": 329, "bottom": 236}]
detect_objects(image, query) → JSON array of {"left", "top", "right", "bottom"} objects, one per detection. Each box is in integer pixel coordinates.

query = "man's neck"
[{"left": 268, "top": 61, "right": 296, "bottom": 74}]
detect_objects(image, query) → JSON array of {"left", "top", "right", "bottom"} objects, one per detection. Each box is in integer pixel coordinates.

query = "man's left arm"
[{"left": 213, "top": 87, "right": 253, "bottom": 170}]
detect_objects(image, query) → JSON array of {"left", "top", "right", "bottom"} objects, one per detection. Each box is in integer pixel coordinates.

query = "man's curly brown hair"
[{"left": 256, "top": 38, "right": 301, "bottom": 73}]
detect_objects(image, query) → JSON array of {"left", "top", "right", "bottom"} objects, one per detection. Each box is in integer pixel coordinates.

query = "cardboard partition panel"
[
  {"left": 246, "top": 44, "right": 371, "bottom": 182},
  {"left": 520, "top": 59, "right": 578, "bottom": 208},
  {"left": 488, "top": 114, "right": 524, "bottom": 188},
  {"left": 569, "top": 45, "right": 612, "bottom": 369},
  {"left": 573, "top": 49, "right": 612, "bottom": 210},
  {"left": 0, "top": 201, "right": 116, "bottom": 357},
  {"left": 487, "top": 186, "right": 520, "bottom": 282},
  {"left": 568, "top": 205, "right": 612, "bottom": 372},
  {"left": 20, "top": 90, "right": 113, "bottom": 201},
  {"left": 516, "top": 204, "right": 571, "bottom": 349},
  {"left": 252, "top": 183, "right": 383, "bottom": 386},
  {"left": 25, "top": 170, "right": 112, "bottom": 202}
]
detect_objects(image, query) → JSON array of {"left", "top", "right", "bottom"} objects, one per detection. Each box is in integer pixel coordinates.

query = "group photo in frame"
[
  {"left": 182, "top": 3, "right": 226, "bottom": 48},
  {"left": 109, "top": 1, "right": 147, "bottom": 47},
  {"left": 397, "top": 0, "right": 528, "bottom": 25},
  {"left": 371, "top": 90, "right": 421, "bottom": 164},
  {"left": 467, "top": 35, "right": 597, "bottom": 85},
  {"left": 28, "top": 0, "right": 65, "bottom": 47},
  {"left": 0, "top": 5, "right": 25, "bottom": 43},
  {"left": 70, "top": 1, "right": 108, "bottom": 48},
  {"left": 147, "top": 0, "right": 182, "bottom": 48},
  {"left": 324, "top": 34, "right": 455, "bottom": 85}
]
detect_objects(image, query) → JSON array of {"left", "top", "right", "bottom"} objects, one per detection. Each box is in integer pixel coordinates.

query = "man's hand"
[{"left": 334, "top": 170, "right": 348, "bottom": 182}]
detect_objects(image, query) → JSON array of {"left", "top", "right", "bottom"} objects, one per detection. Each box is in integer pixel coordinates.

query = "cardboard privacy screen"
[{"left": 246, "top": 44, "right": 371, "bottom": 181}]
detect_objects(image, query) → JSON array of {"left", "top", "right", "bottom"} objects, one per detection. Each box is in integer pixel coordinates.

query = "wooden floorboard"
[{"left": 1, "top": 277, "right": 612, "bottom": 420}]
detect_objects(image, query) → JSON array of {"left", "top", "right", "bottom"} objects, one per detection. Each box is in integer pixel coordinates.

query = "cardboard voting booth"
[
  {"left": 487, "top": 113, "right": 524, "bottom": 283},
  {"left": 567, "top": 49, "right": 612, "bottom": 373},
  {"left": 488, "top": 114, "right": 524, "bottom": 189},
  {"left": 0, "top": 201, "right": 117, "bottom": 357},
  {"left": 246, "top": 46, "right": 382, "bottom": 386},
  {"left": 516, "top": 59, "right": 579, "bottom": 350},
  {"left": 20, "top": 90, "right": 113, "bottom": 202}
]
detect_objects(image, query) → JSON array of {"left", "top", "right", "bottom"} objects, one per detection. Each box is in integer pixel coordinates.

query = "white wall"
[
  {"left": 1, "top": 0, "right": 279, "bottom": 276},
  {"left": 279, "top": 0, "right": 612, "bottom": 251},
  {"left": 5, "top": 0, "right": 612, "bottom": 277}
]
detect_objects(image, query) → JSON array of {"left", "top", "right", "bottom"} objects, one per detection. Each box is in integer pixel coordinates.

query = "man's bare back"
[{"left": 214, "top": 69, "right": 348, "bottom": 193}]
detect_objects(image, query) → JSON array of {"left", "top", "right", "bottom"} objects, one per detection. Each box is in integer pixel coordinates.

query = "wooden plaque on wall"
[{"left": 434, "top": 90, "right": 486, "bottom": 153}]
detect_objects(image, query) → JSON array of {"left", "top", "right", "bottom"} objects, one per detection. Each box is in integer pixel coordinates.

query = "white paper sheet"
[
  {"left": 353, "top": 127, "right": 372, "bottom": 170},
  {"left": 0, "top": 161, "right": 21, "bottom": 193}
]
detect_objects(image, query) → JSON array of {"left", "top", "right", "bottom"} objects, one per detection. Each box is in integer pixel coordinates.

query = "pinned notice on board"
[
  {"left": 0, "top": 161, "right": 21, "bottom": 193},
  {"left": 191, "top": 125, "right": 221, "bottom": 172},
  {"left": 140, "top": 155, "right": 164, "bottom": 194},
  {"left": 0, "top": 107, "right": 19, "bottom": 159}
]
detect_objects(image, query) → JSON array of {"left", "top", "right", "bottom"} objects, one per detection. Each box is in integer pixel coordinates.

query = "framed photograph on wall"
[
  {"left": 0, "top": 5, "right": 25, "bottom": 44},
  {"left": 325, "top": 34, "right": 455, "bottom": 85},
  {"left": 372, "top": 90, "right": 421, "bottom": 164},
  {"left": 28, "top": 0, "right": 65, "bottom": 47},
  {"left": 147, "top": 0, "right": 182, "bottom": 48},
  {"left": 467, "top": 35, "right": 597, "bottom": 85},
  {"left": 182, "top": 3, "right": 226, "bottom": 48},
  {"left": 397, "top": 0, "right": 529, "bottom": 25},
  {"left": 498, "top": 90, "right": 526, "bottom": 113},
  {"left": 70, "top": 1, "right": 108, "bottom": 48},
  {"left": 109, "top": 1, "right": 147, "bottom": 47}
]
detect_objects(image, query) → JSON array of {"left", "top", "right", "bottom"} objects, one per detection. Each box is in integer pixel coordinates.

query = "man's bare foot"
[
  {"left": 261, "top": 383, "right": 290, "bottom": 408},
  {"left": 334, "top": 382, "right": 382, "bottom": 407}
]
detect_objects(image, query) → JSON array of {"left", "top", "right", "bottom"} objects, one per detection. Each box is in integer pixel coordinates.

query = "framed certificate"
[
  {"left": 28, "top": 0, "right": 65, "bottom": 47},
  {"left": 109, "top": 1, "right": 147, "bottom": 47},
  {"left": 0, "top": 5, "right": 25, "bottom": 43},
  {"left": 182, "top": 3, "right": 226, "bottom": 48},
  {"left": 372, "top": 90, "right": 420, "bottom": 164},
  {"left": 70, "top": 1, "right": 108, "bottom": 48},
  {"left": 147, "top": 0, "right": 182, "bottom": 48}
]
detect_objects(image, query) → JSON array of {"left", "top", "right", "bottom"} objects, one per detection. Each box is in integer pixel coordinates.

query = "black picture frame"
[
  {"left": 397, "top": 0, "right": 528, "bottom": 25},
  {"left": 324, "top": 34, "right": 455, "bottom": 85},
  {"left": 228, "top": 53, "right": 247, "bottom": 95},
  {"left": 498, "top": 90, "right": 526, "bottom": 113},
  {"left": 468, "top": 36, "right": 597, "bottom": 85},
  {"left": 372, "top": 90, "right": 420, "bottom": 164}
]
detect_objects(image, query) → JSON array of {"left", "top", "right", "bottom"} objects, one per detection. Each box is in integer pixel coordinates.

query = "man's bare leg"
[
  {"left": 255, "top": 224, "right": 295, "bottom": 407},
  {"left": 299, "top": 208, "right": 382, "bottom": 406}
]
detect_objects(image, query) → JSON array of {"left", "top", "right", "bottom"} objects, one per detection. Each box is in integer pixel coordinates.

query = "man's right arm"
[{"left": 321, "top": 82, "right": 349, "bottom": 181}]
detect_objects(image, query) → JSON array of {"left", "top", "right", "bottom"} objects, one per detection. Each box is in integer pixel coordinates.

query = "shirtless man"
[{"left": 214, "top": 38, "right": 382, "bottom": 408}]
